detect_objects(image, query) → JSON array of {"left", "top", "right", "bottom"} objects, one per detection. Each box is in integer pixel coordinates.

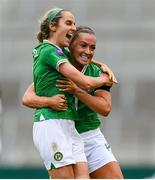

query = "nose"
[
  {"left": 85, "top": 47, "right": 92, "bottom": 55},
  {"left": 72, "top": 24, "right": 76, "bottom": 31}
]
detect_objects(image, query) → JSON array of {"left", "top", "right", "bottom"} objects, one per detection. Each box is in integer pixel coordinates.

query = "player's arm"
[
  {"left": 74, "top": 88, "right": 111, "bottom": 116},
  {"left": 22, "top": 83, "right": 67, "bottom": 111},
  {"left": 59, "top": 62, "right": 113, "bottom": 91},
  {"left": 91, "top": 59, "right": 118, "bottom": 84},
  {"left": 56, "top": 79, "right": 111, "bottom": 116}
]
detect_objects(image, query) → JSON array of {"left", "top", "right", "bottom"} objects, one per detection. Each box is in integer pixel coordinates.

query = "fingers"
[
  {"left": 112, "top": 77, "right": 118, "bottom": 84},
  {"left": 104, "top": 66, "right": 112, "bottom": 80},
  {"left": 59, "top": 88, "right": 69, "bottom": 92},
  {"left": 58, "top": 94, "right": 67, "bottom": 99},
  {"left": 109, "top": 72, "right": 118, "bottom": 84},
  {"left": 58, "top": 96, "right": 67, "bottom": 104},
  {"left": 56, "top": 83, "right": 73, "bottom": 92},
  {"left": 55, "top": 94, "right": 67, "bottom": 105},
  {"left": 101, "top": 64, "right": 118, "bottom": 84},
  {"left": 59, "top": 102, "right": 67, "bottom": 111},
  {"left": 56, "top": 85, "right": 69, "bottom": 92},
  {"left": 105, "top": 69, "right": 118, "bottom": 84},
  {"left": 50, "top": 103, "right": 67, "bottom": 111},
  {"left": 57, "top": 79, "right": 70, "bottom": 84},
  {"left": 55, "top": 101, "right": 67, "bottom": 111},
  {"left": 110, "top": 73, "right": 118, "bottom": 84},
  {"left": 56, "top": 84, "right": 68, "bottom": 88}
]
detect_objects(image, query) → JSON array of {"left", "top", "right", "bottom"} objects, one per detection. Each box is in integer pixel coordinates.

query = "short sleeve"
[{"left": 44, "top": 46, "right": 69, "bottom": 71}]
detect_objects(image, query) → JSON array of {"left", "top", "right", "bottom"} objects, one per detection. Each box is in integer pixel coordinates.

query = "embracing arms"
[
  {"left": 56, "top": 79, "right": 111, "bottom": 116},
  {"left": 22, "top": 83, "right": 67, "bottom": 111},
  {"left": 59, "top": 62, "right": 113, "bottom": 90},
  {"left": 23, "top": 62, "right": 114, "bottom": 115}
]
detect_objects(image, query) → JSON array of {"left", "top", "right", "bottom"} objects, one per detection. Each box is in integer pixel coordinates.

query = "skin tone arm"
[
  {"left": 91, "top": 59, "right": 118, "bottom": 84},
  {"left": 56, "top": 79, "right": 111, "bottom": 116},
  {"left": 22, "top": 83, "right": 67, "bottom": 111},
  {"left": 59, "top": 62, "right": 113, "bottom": 91},
  {"left": 23, "top": 81, "right": 111, "bottom": 116}
]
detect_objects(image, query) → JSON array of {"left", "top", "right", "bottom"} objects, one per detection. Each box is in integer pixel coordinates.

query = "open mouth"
[
  {"left": 80, "top": 56, "right": 90, "bottom": 63},
  {"left": 66, "top": 33, "right": 73, "bottom": 40}
]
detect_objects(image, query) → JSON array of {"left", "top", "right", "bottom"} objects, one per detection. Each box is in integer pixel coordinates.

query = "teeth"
[
  {"left": 81, "top": 55, "right": 88, "bottom": 61},
  {"left": 81, "top": 55, "right": 87, "bottom": 58}
]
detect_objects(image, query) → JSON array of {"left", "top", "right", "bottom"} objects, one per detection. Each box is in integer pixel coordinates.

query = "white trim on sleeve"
[{"left": 56, "top": 59, "right": 68, "bottom": 72}]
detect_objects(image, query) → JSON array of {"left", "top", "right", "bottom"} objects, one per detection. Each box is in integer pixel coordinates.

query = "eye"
[
  {"left": 91, "top": 46, "right": 96, "bottom": 50},
  {"left": 81, "top": 44, "right": 87, "bottom": 48},
  {"left": 66, "top": 20, "right": 72, "bottom": 26},
  {"left": 80, "top": 42, "right": 87, "bottom": 48}
]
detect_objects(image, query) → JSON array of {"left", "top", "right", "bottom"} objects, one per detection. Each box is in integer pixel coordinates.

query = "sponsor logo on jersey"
[{"left": 56, "top": 48, "right": 63, "bottom": 56}]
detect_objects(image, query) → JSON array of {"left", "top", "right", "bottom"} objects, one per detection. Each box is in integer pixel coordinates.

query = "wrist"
[
  {"left": 74, "top": 88, "right": 85, "bottom": 95},
  {"left": 43, "top": 97, "right": 53, "bottom": 107}
]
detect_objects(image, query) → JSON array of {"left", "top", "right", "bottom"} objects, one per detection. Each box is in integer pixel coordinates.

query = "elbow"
[
  {"left": 103, "top": 110, "right": 110, "bottom": 117},
  {"left": 100, "top": 104, "right": 111, "bottom": 116},
  {"left": 22, "top": 96, "right": 30, "bottom": 107}
]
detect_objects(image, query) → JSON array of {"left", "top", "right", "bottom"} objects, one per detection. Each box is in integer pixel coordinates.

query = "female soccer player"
[
  {"left": 29, "top": 8, "right": 114, "bottom": 179},
  {"left": 23, "top": 25, "right": 123, "bottom": 178}
]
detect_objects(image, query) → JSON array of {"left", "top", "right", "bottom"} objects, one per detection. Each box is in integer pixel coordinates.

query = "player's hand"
[
  {"left": 49, "top": 94, "right": 67, "bottom": 111},
  {"left": 101, "top": 73, "right": 114, "bottom": 87},
  {"left": 56, "top": 79, "right": 79, "bottom": 94},
  {"left": 100, "top": 63, "right": 118, "bottom": 84}
]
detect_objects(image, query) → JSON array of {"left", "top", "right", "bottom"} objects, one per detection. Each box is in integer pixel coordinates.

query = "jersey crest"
[{"left": 54, "top": 152, "right": 63, "bottom": 161}]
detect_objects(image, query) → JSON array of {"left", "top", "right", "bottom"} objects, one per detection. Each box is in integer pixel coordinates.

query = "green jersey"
[
  {"left": 33, "top": 40, "right": 78, "bottom": 122},
  {"left": 75, "top": 64, "right": 102, "bottom": 133}
]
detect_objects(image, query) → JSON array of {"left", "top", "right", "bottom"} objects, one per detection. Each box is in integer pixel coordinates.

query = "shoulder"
[
  {"left": 87, "top": 63, "right": 101, "bottom": 74},
  {"left": 40, "top": 43, "right": 67, "bottom": 59},
  {"left": 83, "top": 63, "right": 102, "bottom": 78},
  {"left": 32, "top": 43, "right": 53, "bottom": 57},
  {"left": 88, "top": 63, "right": 101, "bottom": 71}
]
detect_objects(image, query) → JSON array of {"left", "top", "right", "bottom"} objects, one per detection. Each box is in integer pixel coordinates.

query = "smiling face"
[
  {"left": 49, "top": 11, "right": 76, "bottom": 48},
  {"left": 69, "top": 32, "right": 96, "bottom": 71}
]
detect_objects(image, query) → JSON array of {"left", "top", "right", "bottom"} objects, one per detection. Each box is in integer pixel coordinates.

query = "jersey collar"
[
  {"left": 81, "top": 64, "right": 88, "bottom": 73},
  {"left": 43, "top": 40, "right": 62, "bottom": 50}
]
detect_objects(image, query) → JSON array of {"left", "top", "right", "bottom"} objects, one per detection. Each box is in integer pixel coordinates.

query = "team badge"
[
  {"left": 54, "top": 152, "right": 63, "bottom": 161},
  {"left": 56, "top": 48, "right": 63, "bottom": 56}
]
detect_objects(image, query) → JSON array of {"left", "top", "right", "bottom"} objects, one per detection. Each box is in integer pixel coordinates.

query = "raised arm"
[
  {"left": 22, "top": 83, "right": 67, "bottom": 111},
  {"left": 59, "top": 62, "right": 113, "bottom": 90}
]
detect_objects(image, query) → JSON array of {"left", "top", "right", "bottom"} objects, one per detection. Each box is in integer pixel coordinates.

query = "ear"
[{"left": 49, "top": 23, "right": 57, "bottom": 32}]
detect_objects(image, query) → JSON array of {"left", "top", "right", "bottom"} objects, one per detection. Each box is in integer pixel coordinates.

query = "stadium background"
[{"left": 0, "top": 0, "right": 155, "bottom": 178}]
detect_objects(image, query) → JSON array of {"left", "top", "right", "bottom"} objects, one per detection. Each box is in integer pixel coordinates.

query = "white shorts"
[
  {"left": 33, "top": 119, "right": 87, "bottom": 170},
  {"left": 80, "top": 128, "right": 117, "bottom": 173}
]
